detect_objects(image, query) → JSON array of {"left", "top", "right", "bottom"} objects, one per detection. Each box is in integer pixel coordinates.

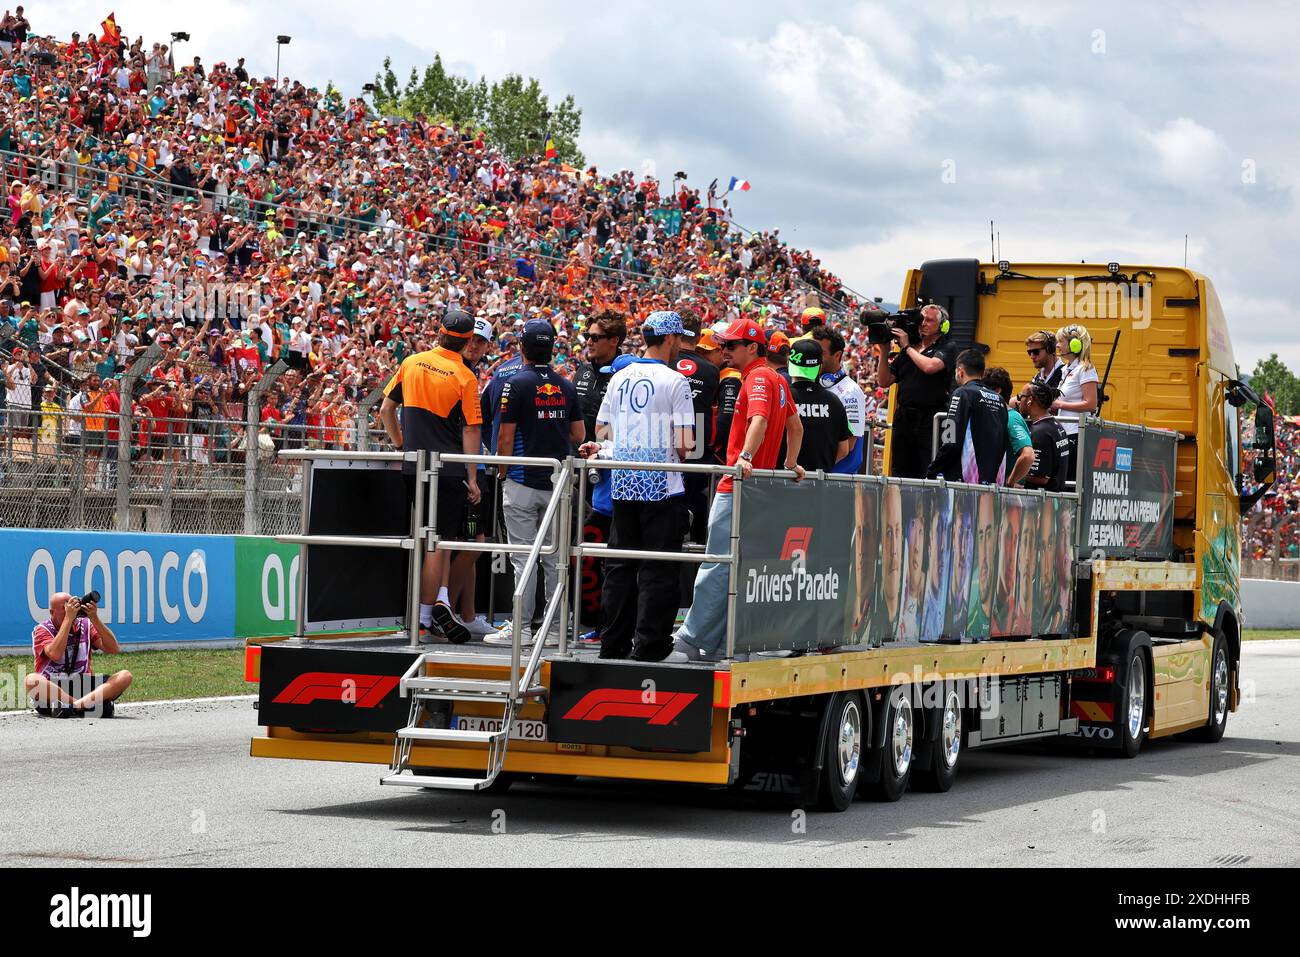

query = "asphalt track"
[{"left": 3, "top": 641, "right": 1298, "bottom": 867}]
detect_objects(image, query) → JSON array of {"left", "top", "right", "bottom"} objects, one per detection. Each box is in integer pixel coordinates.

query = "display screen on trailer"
[
  {"left": 304, "top": 463, "right": 410, "bottom": 631},
  {"left": 1076, "top": 421, "right": 1177, "bottom": 560},
  {"left": 732, "top": 478, "right": 1076, "bottom": 653}
]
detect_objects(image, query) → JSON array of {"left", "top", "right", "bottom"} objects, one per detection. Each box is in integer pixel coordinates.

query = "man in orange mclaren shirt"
[{"left": 379, "top": 308, "right": 483, "bottom": 644}]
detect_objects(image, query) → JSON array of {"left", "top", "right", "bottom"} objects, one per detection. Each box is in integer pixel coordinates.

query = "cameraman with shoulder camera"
[
  {"left": 24, "top": 591, "right": 133, "bottom": 718},
  {"left": 875, "top": 303, "right": 957, "bottom": 478}
]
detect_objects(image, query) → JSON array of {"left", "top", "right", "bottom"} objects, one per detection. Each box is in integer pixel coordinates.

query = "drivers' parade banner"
[
  {"left": 733, "top": 478, "right": 1077, "bottom": 654},
  {"left": 1077, "top": 420, "right": 1177, "bottom": 560}
]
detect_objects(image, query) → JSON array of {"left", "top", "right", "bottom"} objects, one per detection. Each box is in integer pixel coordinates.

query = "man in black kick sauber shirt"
[
  {"left": 875, "top": 303, "right": 957, "bottom": 478},
  {"left": 928, "top": 349, "right": 1009, "bottom": 485},
  {"left": 573, "top": 311, "right": 626, "bottom": 444},
  {"left": 783, "top": 339, "right": 854, "bottom": 472}
]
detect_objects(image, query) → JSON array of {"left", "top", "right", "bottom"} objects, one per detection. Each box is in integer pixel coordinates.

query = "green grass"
[
  {"left": 1, "top": 648, "right": 249, "bottom": 711},
  {"left": 1243, "top": 629, "right": 1300, "bottom": 641},
  {"left": 2, "top": 631, "right": 1294, "bottom": 711}
]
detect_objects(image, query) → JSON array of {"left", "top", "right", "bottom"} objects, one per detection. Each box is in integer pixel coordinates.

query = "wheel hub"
[
  {"left": 1127, "top": 657, "right": 1145, "bottom": 739},
  {"left": 892, "top": 698, "right": 913, "bottom": 776},
  {"left": 837, "top": 701, "right": 862, "bottom": 786},
  {"left": 1213, "top": 648, "right": 1229, "bottom": 725},
  {"left": 941, "top": 692, "right": 961, "bottom": 769}
]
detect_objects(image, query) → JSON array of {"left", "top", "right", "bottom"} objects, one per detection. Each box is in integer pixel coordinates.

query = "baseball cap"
[
  {"left": 522, "top": 319, "right": 556, "bottom": 351},
  {"left": 788, "top": 339, "right": 823, "bottom": 381},
  {"left": 472, "top": 317, "right": 494, "bottom": 342},
  {"left": 600, "top": 353, "right": 637, "bottom": 375},
  {"left": 643, "top": 310, "right": 685, "bottom": 336},
  {"left": 767, "top": 331, "right": 792, "bottom": 355},
  {"left": 801, "top": 306, "right": 826, "bottom": 327},
  {"left": 441, "top": 308, "right": 474, "bottom": 339},
  {"left": 717, "top": 317, "right": 764, "bottom": 345},
  {"left": 696, "top": 329, "right": 721, "bottom": 352}
]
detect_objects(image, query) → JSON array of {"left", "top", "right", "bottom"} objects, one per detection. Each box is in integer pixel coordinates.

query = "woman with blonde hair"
[{"left": 1053, "top": 323, "right": 1099, "bottom": 479}]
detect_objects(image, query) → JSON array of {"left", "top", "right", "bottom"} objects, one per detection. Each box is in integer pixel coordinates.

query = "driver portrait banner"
[{"left": 732, "top": 478, "right": 1074, "bottom": 653}]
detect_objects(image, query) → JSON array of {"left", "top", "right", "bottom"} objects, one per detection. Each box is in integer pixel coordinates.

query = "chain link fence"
[{"left": 0, "top": 406, "right": 386, "bottom": 535}]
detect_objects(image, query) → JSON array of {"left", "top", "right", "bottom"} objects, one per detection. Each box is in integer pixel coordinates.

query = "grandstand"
[{"left": 0, "top": 17, "right": 1287, "bottom": 570}]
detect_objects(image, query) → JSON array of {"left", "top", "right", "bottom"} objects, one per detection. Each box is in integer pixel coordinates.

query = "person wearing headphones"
[
  {"left": 876, "top": 303, "right": 957, "bottom": 479},
  {"left": 1026, "top": 330, "right": 1064, "bottom": 391},
  {"left": 1053, "top": 323, "right": 1099, "bottom": 478}
]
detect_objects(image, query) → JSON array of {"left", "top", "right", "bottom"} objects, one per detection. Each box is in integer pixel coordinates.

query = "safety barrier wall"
[
  {"left": 1241, "top": 578, "right": 1300, "bottom": 630},
  {"left": 0, "top": 528, "right": 305, "bottom": 645}
]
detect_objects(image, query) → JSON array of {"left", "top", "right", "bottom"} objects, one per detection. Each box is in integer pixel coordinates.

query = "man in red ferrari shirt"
[{"left": 669, "top": 317, "right": 805, "bottom": 662}]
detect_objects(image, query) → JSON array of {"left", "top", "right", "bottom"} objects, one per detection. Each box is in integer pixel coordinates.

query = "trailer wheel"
[
  {"left": 1189, "top": 634, "right": 1230, "bottom": 743},
  {"left": 817, "top": 692, "right": 865, "bottom": 812},
  {"left": 863, "top": 688, "right": 913, "bottom": 802},
  {"left": 1117, "top": 652, "right": 1147, "bottom": 759},
  {"left": 913, "top": 686, "right": 963, "bottom": 793}
]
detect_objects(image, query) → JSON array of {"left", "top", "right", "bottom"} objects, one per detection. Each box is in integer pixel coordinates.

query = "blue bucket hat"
[{"left": 643, "top": 310, "right": 685, "bottom": 336}]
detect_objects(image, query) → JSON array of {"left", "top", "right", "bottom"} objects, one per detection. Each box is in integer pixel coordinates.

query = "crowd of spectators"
[{"left": 0, "top": 13, "right": 888, "bottom": 482}]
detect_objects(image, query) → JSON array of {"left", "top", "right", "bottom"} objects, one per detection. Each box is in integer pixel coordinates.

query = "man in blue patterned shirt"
[{"left": 580, "top": 311, "right": 694, "bottom": 661}]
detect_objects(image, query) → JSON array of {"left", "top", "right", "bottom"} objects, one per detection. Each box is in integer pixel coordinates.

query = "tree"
[
  {"left": 368, "top": 54, "right": 584, "bottom": 165},
  {"left": 1248, "top": 354, "right": 1300, "bottom": 416}
]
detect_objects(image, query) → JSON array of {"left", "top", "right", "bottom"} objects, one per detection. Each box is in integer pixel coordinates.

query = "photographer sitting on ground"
[{"left": 24, "top": 592, "right": 133, "bottom": 718}]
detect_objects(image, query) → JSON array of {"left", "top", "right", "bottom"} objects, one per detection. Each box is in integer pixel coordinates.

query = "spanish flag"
[
  {"left": 544, "top": 134, "right": 558, "bottom": 163},
  {"left": 101, "top": 12, "right": 121, "bottom": 45}
]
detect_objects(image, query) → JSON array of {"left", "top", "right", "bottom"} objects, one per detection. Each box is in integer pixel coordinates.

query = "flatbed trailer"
[{"left": 249, "top": 260, "right": 1276, "bottom": 810}]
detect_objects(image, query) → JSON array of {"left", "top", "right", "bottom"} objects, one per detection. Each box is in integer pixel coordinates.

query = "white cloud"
[{"left": 1145, "top": 117, "right": 1231, "bottom": 192}]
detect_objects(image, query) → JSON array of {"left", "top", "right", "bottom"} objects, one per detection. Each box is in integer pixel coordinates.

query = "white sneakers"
[
  {"left": 463, "top": 615, "right": 495, "bottom": 639},
  {"left": 483, "top": 621, "right": 559, "bottom": 647}
]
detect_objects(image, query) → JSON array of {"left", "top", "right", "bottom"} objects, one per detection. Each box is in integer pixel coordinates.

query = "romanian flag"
[
  {"left": 101, "top": 12, "right": 121, "bottom": 45},
  {"left": 544, "top": 134, "right": 558, "bottom": 163}
]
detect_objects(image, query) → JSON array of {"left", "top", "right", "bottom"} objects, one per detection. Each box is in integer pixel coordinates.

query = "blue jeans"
[{"left": 677, "top": 492, "right": 733, "bottom": 655}]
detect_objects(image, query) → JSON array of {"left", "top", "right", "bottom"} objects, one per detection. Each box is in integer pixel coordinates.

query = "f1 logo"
[
  {"left": 781, "top": 526, "right": 813, "bottom": 561},
  {"left": 272, "top": 672, "right": 400, "bottom": 708},
  {"left": 1093, "top": 438, "right": 1117, "bottom": 470},
  {"left": 562, "top": 689, "right": 698, "bottom": 725}
]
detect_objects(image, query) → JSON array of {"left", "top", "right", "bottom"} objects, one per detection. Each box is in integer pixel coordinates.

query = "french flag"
[{"left": 728, "top": 176, "right": 751, "bottom": 193}]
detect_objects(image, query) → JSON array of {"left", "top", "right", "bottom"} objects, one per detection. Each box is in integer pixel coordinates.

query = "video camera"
[{"left": 863, "top": 306, "right": 926, "bottom": 346}]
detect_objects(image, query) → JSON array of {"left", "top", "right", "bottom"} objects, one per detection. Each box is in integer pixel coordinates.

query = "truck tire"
[
  {"left": 816, "top": 692, "right": 865, "bottom": 812},
  {"left": 863, "top": 687, "right": 914, "bottom": 802},
  {"left": 1189, "top": 634, "right": 1230, "bottom": 743},
  {"left": 1117, "top": 652, "right": 1147, "bottom": 759},
  {"left": 913, "top": 685, "right": 963, "bottom": 792}
]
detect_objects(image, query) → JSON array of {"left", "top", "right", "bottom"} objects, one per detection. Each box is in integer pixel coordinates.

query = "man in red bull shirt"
[{"left": 669, "top": 317, "right": 805, "bottom": 662}]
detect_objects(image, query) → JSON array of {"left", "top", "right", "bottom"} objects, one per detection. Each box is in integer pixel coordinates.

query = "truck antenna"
[{"left": 1097, "top": 328, "right": 1121, "bottom": 417}]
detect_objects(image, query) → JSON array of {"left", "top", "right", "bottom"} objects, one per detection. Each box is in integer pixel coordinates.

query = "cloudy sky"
[{"left": 37, "top": 1, "right": 1298, "bottom": 369}]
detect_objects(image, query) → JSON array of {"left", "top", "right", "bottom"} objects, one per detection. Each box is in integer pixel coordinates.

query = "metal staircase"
[{"left": 381, "top": 459, "right": 573, "bottom": 791}]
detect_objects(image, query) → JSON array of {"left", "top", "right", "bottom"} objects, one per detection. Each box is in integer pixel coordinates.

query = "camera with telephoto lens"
[
  {"left": 864, "top": 306, "right": 925, "bottom": 346},
  {"left": 76, "top": 590, "right": 101, "bottom": 617}
]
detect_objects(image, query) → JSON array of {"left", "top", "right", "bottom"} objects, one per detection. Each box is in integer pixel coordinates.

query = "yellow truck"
[{"left": 247, "top": 260, "right": 1274, "bottom": 811}]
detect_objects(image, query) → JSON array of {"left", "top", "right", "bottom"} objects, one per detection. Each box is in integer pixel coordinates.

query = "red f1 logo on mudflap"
[
  {"left": 781, "top": 526, "right": 813, "bottom": 561},
  {"left": 272, "top": 672, "right": 400, "bottom": 708},
  {"left": 1093, "top": 438, "right": 1118, "bottom": 470},
  {"left": 562, "top": 689, "right": 698, "bottom": 725}
]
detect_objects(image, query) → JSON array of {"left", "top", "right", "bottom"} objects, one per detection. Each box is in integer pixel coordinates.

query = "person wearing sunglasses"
[
  {"left": 1025, "top": 330, "right": 1064, "bottom": 391},
  {"left": 573, "top": 311, "right": 626, "bottom": 445}
]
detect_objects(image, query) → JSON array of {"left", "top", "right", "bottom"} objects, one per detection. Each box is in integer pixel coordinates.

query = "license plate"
[{"left": 453, "top": 716, "right": 548, "bottom": 741}]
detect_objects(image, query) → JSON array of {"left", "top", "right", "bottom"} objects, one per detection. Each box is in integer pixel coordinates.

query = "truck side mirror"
[
  {"left": 1253, "top": 401, "right": 1276, "bottom": 481},
  {"left": 1234, "top": 381, "right": 1276, "bottom": 513}
]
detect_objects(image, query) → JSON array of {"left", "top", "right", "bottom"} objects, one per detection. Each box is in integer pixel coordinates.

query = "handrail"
[{"left": 506, "top": 467, "right": 572, "bottom": 696}]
